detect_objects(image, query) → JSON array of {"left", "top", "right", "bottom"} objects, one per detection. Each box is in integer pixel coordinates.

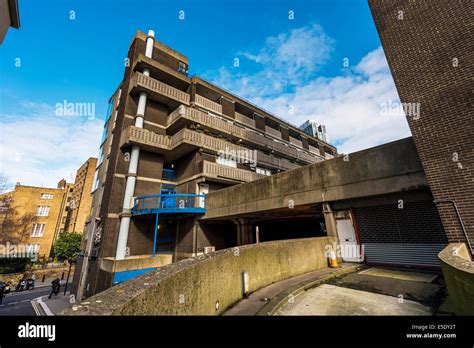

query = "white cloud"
[
  {"left": 0, "top": 101, "right": 102, "bottom": 190},
  {"left": 204, "top": 28, "right": 411, "bottom": 155}
]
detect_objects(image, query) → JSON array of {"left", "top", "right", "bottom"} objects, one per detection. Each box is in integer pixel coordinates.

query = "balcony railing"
[
  {"left": 132, "top": 194, "right": 206, "bottom": 215},
  {"left": 133, "top": 72, "right": 190, "bottom": 105},
  {"left": 289, "top": 136, "right": 303, "bottom": 148},
  {"left": 202, "top": 160, "right": 264, "bottom": 183},
  {"left": 122, "top": 126, "right": 247, "bottom": 156},
  {"left": 194, "top": 94, "right": 222, "bottom": 114},
  {"left": 166, "top": 105, "right": 324, "bottom": 165},
  {"left": 235, "top": 112, "right": 256, "bottom": 128},
  {"left": 265, "top": 126, "right": 282, "bottom": 139}
]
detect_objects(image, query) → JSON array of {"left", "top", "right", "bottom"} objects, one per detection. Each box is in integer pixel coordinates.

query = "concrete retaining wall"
[
  {"left": 62, "top": 236, "right": 336, "bottom": 315},
  {"left": 438, "top": 243, "right": 474, "bottom": 315}
]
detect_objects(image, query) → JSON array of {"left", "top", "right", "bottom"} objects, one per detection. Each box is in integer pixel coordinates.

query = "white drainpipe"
[{"left": 115, "top": 30, "right": 155, "bottom": 260}]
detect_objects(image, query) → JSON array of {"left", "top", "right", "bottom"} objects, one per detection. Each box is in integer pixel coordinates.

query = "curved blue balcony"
[{"left": 132, "top": 194, "right": 206, "bottom": 216}]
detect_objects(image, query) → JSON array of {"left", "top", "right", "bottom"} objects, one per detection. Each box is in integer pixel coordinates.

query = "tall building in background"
[
  {"left": 66, "top": 157, "right": 98, "bottom": 233},
  {"left": 0, "top": 0, "right": 20, "bottom": 44},
  {"left": 77, "top": 30, "right": 337, "bottom": 298},
  {"left": 299, "top": 120, "right": 328, "bottom": 143},
  {"left": 369, "top": 0, "right": 473, "bottom": 251}
]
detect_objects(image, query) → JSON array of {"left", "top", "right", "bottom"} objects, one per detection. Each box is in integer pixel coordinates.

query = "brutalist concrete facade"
[
  {"left": 78, "top": 31, "right": 336, "bottom": 297},
  {"left": 369, "top": 0, "right": 473, "bottom": 249}
]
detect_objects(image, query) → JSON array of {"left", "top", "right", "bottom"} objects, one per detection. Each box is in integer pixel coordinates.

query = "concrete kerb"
[
  {"left": 31, "top": 296, "right": 54, "bottom": 316},
  {"left": 256, "top": 264, "right": 365, "bottom": 316}
]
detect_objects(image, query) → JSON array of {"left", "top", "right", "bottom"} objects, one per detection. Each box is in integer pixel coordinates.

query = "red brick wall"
[{"left": 369, "top": 0, "right": 473, "bottom": 247}]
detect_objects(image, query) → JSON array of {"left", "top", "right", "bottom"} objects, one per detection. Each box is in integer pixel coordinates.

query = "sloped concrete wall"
[
  {"left": 62, "top": 236, "right": 336, "bottom": 315},
  {"left": 439, "top": 243, "right": 474, "bottom": 315}
]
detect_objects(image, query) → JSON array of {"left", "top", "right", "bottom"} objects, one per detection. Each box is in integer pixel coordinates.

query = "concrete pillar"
[
  {"left": 115, "top": 30, "right": 155, "bottom": 260},
  {"left": 322, "top": 202, "right": 338, "bottom": 238},
  {"left": 234, "top": 219, "right": 253, "bottom": 245}
]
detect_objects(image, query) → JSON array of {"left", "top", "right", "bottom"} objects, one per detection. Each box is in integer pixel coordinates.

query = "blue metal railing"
[
  {"left": 162, "top": 169, "right": 177, "bottom": 181},
  {"left": 132, "top": 194, "right": 206, "bottom": 215}
]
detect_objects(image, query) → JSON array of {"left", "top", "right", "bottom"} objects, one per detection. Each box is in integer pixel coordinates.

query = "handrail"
[{"left": 132, "top": 194, "right": 207, "bottom": 215}]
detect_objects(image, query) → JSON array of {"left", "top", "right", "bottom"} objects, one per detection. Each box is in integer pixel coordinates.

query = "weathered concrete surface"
[
  {"left": 203, "top": 137, "right": 428, "bottom": 220},
  {"left": 358, "top": 268, "right": 438, "bottom": 283},
  {"left": 439, "top": 243, "right": 474, "bottom": 315},
  {"left": 61, "top": 236, "right": 337, "bottom": 315},
  {"left": 326, "top": 269, "right": 445, "bottom": 311},
  {"left": 224, "top": 263, "right": 362, "bottom": 316},
  {"left": 277, "top": 284, "right": 431, "bottom": 315}
]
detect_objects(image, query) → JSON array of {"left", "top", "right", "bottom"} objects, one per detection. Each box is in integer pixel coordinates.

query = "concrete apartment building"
[
  {"left": 76, "top": 30, "right": 337, "bottom": 297},
  {"left": 0, "top": 158, "right": 97, "bottom": 260},
  {"left": 368, "top": 0, "right": 473, "bottom": 251},
  {"left": 0, "top": 0, "right": 19, "bottom": 44}
]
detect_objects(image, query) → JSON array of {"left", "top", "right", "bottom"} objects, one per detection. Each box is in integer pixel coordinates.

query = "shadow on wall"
[{"left": 61, "top": 236, "right": 337, "bottom": 315}]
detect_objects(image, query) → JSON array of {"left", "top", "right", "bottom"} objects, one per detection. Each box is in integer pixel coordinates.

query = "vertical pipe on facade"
[{"left": 115, "top": 30, "right": 155, "bottom": 260}]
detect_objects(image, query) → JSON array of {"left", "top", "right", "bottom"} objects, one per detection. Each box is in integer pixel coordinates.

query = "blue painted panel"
[{"left": 113, "top": 267, "right": 157, "bottom": 284}]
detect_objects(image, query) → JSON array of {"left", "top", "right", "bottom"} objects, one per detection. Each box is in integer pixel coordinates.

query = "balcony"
[
  {"left": 121, "top": 126, "right": 248, "bottom": 160},
  {"left": 132, "top": 194, "right": 206, "bottom": 216},
  {"left": 201, "top": 160, "right": 264, "bottom": 183},
  {"left": 289, "top": 136, "right": 303, "bottom": 148},
  {"left": 309, "top": 145, "right": 320, "bottom": 155},
  {"left": 194, "top": 94, "right": 222, "bottom": 115},
  {"left": 256, "top": 152, "right": 299, "bottom": 171},
  {"left": 235, "top": 112, "right": 256, "bottom": 128},
  {"left": 132, "top": 72, "right": 190, "bottom": 105},
  {"left": 166, "top": 105, "right": 324, "bottom": 164},
  {"left": 265, "top": 125, "right": 282, "bottom": 139}
]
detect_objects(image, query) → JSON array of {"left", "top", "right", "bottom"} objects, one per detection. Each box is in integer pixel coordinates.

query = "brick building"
[
  {"left": 0, "top": 181, "right": 70, "bottom": 259},
  {"left": 66, "top": 157, "right": 97, "bottom": 234},
  {"left": 0, "top": 158, "right": 97, "bottom": 260},
  {"left": 0, "top": 0, "right": 19, "bottom": 44},
  {"left": 76, "top": 30, "right": 337, "bottom": 297},
  {"left": 368, "top": 0, "right": 473, "bottom": 252}
]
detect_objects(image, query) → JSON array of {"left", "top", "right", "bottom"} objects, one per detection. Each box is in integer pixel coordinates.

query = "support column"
[
  {"left": 322, "top": 202, "right": 337, "bottom": 238},
  {"left": 233, "top": 219, "right": 253, "bottom": 246},
  {"left": 115, "top": 30, "right": 155, "bottom": 260}
]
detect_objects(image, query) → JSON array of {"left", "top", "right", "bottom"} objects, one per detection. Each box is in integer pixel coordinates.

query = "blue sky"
[{"left": 0, "top": 0, "right": 411, "bottom": 189}]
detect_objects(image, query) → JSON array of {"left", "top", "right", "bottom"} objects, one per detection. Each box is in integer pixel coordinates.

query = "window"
[
  {"left": 31, "top": 224, "right": 45, "bottom": 237},
  {"left": 36, "top": 206, "right": 50, "bottom": 217},
  {"left": 256, "top": 167, "right": 272, "bottom": 176},
  {"left": 178, "top": 61, "right": 188, "bottom": 75},
  {"left": 40, "top": 193, "right": 53, "bottom": 199}
]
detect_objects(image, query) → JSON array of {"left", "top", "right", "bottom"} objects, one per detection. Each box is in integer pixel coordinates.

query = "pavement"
[
  {"left": 223, "top": 263, "right": 363, "bottom": 315},
  {"left": 276, "top": 267, "right": 445, "bottom": 316},
  {"left": 0, "top": 279, "right": 74, "bottom": 316},
  {"left": 277, "top": 284, "right": 431, "bottom": 315}
]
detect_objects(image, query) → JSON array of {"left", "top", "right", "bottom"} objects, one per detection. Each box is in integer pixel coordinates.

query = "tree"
[{"left": 53, "top": 232, "right": 82, "bottom": 260}]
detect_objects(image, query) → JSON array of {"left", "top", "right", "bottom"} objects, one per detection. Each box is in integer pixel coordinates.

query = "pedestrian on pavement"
[
  {"left": 0, "top": 285, "right": 4, "bottom": 305},
  {"left": 48, "top": 278, "right": 60, "bottom": 299}
]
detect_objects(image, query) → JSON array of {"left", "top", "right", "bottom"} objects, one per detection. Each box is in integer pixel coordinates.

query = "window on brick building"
[
  {"left": 40, "top": 193, "right": 53, "bottom": 199},
  {"left": 31, "top": 224, "right": 45, "bottom": 237},
  {"left": 36, "top": 205, "right": 50, "bottom": 216}
]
